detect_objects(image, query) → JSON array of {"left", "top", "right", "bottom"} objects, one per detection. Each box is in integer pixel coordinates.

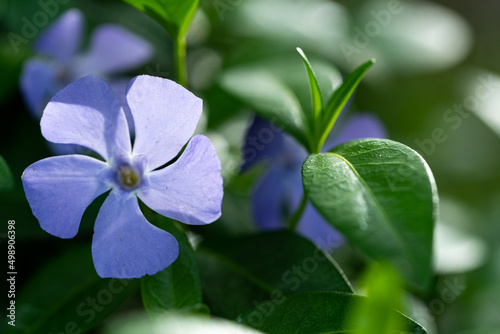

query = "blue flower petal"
[
  {"left": 138, "top": 135, "right": 223, "bottom": 225},
  {"left": 127, "top": 76, "right": 202, "bottom": 171},
  {"left": 250, "top": 130, "right": 342, "bottom": 249},
  {"left": 19, "top": 59, "right": 59, "bottom": 118},
  {"left": 22, "top": 155, "right": 109, "bottom": 238},
  {"left": 252, "top": 166, "right": 287, "bottom": 230},
  {"left": 324, "top": 113, "right": 387, "bottom": 151},
  {"left": 252, "top": 158, "right": 342, "bottom": 250},
  {"left": 92, "top": 192, "right": 179, "bottom": 278},
  {"left": 277, "top": 132, "right": 308, "bottom": 170},
  {"left": 41, "top": 75, "right": 132, "bottom": 160},
  {"left": 297, "top": 203, "right": 343, "bottom": 250},
  {"left": 241, "top": 115, "right": 286, "bottom": 172},
  {"left": 108, "top": 78, "right": 135, "bottom": 135},
  {"left": 34, "top": 9, "right": 84, "bottom": 61},
  {"left": 78, "top": 25, "right": 153, "bottom": 75}
]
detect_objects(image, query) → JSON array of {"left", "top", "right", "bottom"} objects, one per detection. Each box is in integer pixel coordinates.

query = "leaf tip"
[{"left": 296, "top": 47, "right": 306, "bottom": 57}]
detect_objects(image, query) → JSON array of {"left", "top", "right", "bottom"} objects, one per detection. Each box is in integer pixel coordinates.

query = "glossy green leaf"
[
  {"left": 0, "top": 155, "right": 14, "bottom": 190},
  {"left": 239, "top": 291, "right": 426, "bottom": 334},
  {"left": 141, "top": 218, "right": 205, "bottom": 316},
  {"left": 4, "top": 246, "right": 139, "bottom": 334},
  {"left": 302, "top": 139, "right": 437, "bottom": 289},
  {"left": 218, "top": 67, "right": 308, "bottom": 149},
  {"left": 197, "top": 231, "right": 353, "bottom": 318},
  {"left": 318, "top": 59, "right": 374, "bottom": 152},
  {"left": 348, "top": 263, "right": 404, "bottom": 334},
  {"left": 296, "top": 47, "right": 323, "bottom": 135},
  {"left": 122, "top": 0, "right": 199, "bottom": 39}
]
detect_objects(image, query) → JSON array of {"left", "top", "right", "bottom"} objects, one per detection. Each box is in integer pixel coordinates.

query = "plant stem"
[
  {"left": 287, "top": 194, "right": 308, "bottom": 231},
  {"left": 174, "top": 35, "right": 188, "bottom": 88}
]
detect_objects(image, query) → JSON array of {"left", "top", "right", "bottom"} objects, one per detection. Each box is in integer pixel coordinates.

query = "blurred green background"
[{"left": 1, "top": 0, "right": 500, "bottom": 333}]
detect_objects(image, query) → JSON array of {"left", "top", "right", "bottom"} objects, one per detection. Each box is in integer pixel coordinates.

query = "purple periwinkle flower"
[
  {"left": 22, "top": 75, "right": 223, "bottom": 278},
  {"left": 242, "top": 114, "right": 386, "bottom": 250},
  {"left": 20, "top": 8, "right": 153, "bottom": 119}
]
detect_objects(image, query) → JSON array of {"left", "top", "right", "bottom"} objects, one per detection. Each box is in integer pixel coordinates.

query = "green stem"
[
  {"left": 174, "top": 35, "right": 188, "bottom": 88},
  {"left": 287, "top": 194, "right": 308, "bottom": 231}
]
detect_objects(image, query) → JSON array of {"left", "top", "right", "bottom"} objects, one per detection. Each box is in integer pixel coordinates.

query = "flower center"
[{"left": 116, "top": 164, "right": 142, "bottom": 190}]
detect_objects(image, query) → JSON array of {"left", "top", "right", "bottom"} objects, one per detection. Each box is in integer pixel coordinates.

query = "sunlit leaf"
[
  {"left": 434, "top": 223, "right": 487, "bottom": 274},
  {"left": 349, "top": 0, "right": 472, "bottom": 76},
  {"left": 222, "top": 0, "right": 349, "bottom": 64},
  {"left": 104, "top": 312, "right": 264, "bottom": 334}
]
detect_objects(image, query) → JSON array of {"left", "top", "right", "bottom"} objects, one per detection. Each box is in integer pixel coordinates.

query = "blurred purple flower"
[
  {"left": 242, "top": 113, "right": 386, "bottom": 250},
  {"left": 20, "top": 8, "right": 153, "bottom": 120},
  {"left": 22, "top": 75, "right": 223, "bottom": 278}
]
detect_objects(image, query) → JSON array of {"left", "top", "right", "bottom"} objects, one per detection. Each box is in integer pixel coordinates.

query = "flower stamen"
[{"left": 116, "top": 164, "right": 141, "bottom": 190}]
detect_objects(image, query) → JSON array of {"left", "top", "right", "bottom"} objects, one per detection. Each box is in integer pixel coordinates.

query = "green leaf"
[
  {"left": 302, "top": 139, "right": 437, "bottom": 290},
  {"left": 318, "top": 59, "right": 374, "bottom": 152},
  {"left": 350, "top": 0, "right": 472, "bottom": 74},
  {"left": 4, "top": 246, "right": 139, "bottom": 334},
  {"left": 218, "top": 67, "right": 308, "bottom": 149},
  {"left": 218, "top": 54, "right": 342, "bottom": 152},
  {"left": 197, "top": 231, "right": 353, "bottom": 319},
  {"left": 104, "top": 312, "right": 264, "bottom": 334},
  {"left": 348, "top": 263, "right": 404, "bottom": 334},
  {"left": 0, "top": 155, "right": 14, "bottom": 191},
  {"left": 122, "top": 0, "right": 199, "bottom": 39},
  {"left": 296, "top": 47, "right": 323, "bottom": 136},
  {"left": 221, "top": 0, "right": 348, "bottom": 62},
  {"left": 238, "top": 291, "right": 427, "bottom": 334},
  {"left": 247, "top": 55, "right": 342, "bottom": 113},
  {"left": 141, "top": 218, "right": 205, "bottom": 316}
]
